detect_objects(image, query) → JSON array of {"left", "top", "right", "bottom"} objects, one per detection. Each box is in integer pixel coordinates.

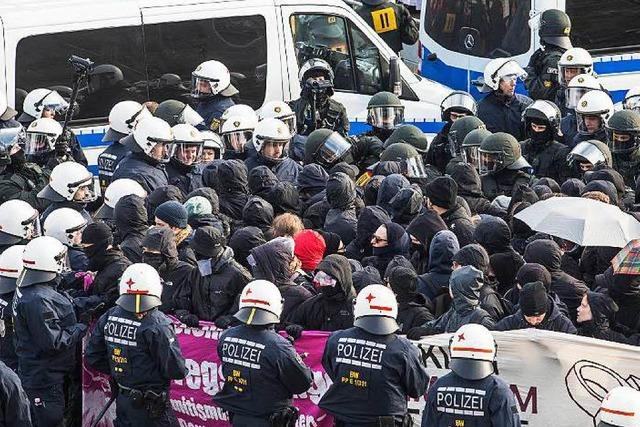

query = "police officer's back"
[
  {"left": 524, "top": 9, "right": 572, "bottom": 101},
  {"left": 213, "top": 280, "right": 313, "bottom": 426},
  {"left": 85, "top": 263, "right": 187, "bottom": 426},
  {"left": 423, "top": 324, "right": 521, "bottom": 426},
  {"left": 319, "top": 284, "right": 428, "bottom": 426},
  {"left": 355, "top": 0, "right": 418, "bottom": 54}
]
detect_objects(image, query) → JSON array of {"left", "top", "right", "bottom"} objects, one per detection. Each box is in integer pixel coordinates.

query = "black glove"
[
  {"left": 406, "top": 326, "right": 431, "bottom": 341},
  {"left": 109, "top": 377, "right": 119, "bottom": 398},
  {"left": 214, "top": 315, "right": 233, "bottom": 330},
  {"left": 174, "top": 310, "right": 200, "bottom": 328},
  {"left": 285, "top": 324, "right": 304, "bottom": 340}
]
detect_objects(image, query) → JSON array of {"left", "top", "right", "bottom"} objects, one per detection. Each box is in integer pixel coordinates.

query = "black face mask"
[
  {"left": 320, "top": 284, "right": 342, "bottom": 298},
  {"left": 142, "top": 252, "right": 166, "bottom": 270},
  {"left": 84, "top": 242, "right": 108, "bottom": 260}
]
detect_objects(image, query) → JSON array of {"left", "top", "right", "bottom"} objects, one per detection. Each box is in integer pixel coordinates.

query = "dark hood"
[
  {"left": 147, "top": 185, "right": 184, "bottom": 223},
  {"left": 316, "top": 254, "right": 356, "bottom": 299},
  {"left": 248, "top": 166, "right": 279, "bottom": 198},
  {"left": 428, "top": 230, "right": 460, "bottom": 274},
  {"left": 218, "top": 159, "right": 249, "bottom": 195},
  {"left": 363, "top": 175, "right": 384, "bottom": 206},
  {"left": 508, "top": 184, "right": 538, "bottom": 215},
  {"left": 352, "top": 266, "right": 382, "bottom": 293},
  {"left": 524, "top": 239, "right": 562, "bottom": 272},
  {"left": 297, "top": 163, "right": 329, "bottom": 195},
  {"left": 473, "top": 216, "right": 512, "bottom": 255},
  {"left": 229, "top": 226, "right": 266, "bottom": 270},
  {"left": 516, "top": 263, "right": 552, "bottom": 290},
  {"left": 536, "top": 177, "right": 561, "bottom": 193},
  {"left": 450, "top": 162, "right": 483, "bottom": 197},
  {"left": 450, "top": 265, "right": 484, "bottom": 310},
  {"left": 585, "top": 168, "right": 625, "bottom": 199},
  {"left": 114, "top": 194, "right": 148, "bottom": 238},
  {"left": 406, "top": 209, "right": 447, "bottom": 248},
  {"left": 353, "top": 206, "right": 390, "bottom": 248},
  {"left": 561, "top": 178, "right": 586, "bottom": 197},
  {"left": 303, "top": 200, "right": 330, "bottom": 230},
  {"left": 141, "top": 226, "right": 178, "bottom": 260},
  {"left": 187, "top": 187, "right": 220, "bottom": 214},
  {"left": 242, "top": 196, "right": 275, "bottom": 230},
  {"left": 372, "top": 161, "right": 402, "bottom": 176},
  {"left": 587, "top": 291, "right": 619, "bottom": 325},
  {"left": 188, "top": 213, "right": 226, "bottom": 234},
  {"left": 390, "top": 187, "right": 424, "bottom": 225},
  {"left": 326, "top": 172, "right": 356, "bottom": 210},
  {"left": 265, "top": 182, "right": 300, "bottom": 215},
  {"left": 202, "top": 159, "right": 225, "bottom": 190},
  {"left": 377, "top": 174, "right": 410, "bottom": 214},
  {"left": 249, "top": 237, "right": 294, "bottom": 286},
  {"left": 373, "top": 222, "right": 410, "bottom": 259},
  {"left": 317, "top": 230, "right": 342, "bottom": 257}
]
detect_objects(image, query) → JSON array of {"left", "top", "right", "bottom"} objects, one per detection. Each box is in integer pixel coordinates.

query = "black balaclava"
[{"left": 81, "top": 222, "right": 114, "bottom": 269}]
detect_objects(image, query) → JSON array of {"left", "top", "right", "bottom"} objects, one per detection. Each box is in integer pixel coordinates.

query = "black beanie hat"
[
  {"left": 425, "top": 176, "right": 457, "bottom": 210},
  {"left": 155, "top": 200, "right": 188, "bottom": 229},
  {"left": 520, "top": 281, "right": 548, "bottom": 316},
  {"left": 190, "top": 226, "right": 226, "bottom": 258},
  {"left": 516, "top": 263, "right": 552, "bottom": 291}
]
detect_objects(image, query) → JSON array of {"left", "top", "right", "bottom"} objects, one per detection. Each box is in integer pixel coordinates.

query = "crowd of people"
[{"left": 0, "top": 5, "right": 640, "bottom": 427}]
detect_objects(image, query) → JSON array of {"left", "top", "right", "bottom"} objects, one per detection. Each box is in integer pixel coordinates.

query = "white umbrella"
[{"left": 514, "top": 197, "right": 640, "bottom": 248}]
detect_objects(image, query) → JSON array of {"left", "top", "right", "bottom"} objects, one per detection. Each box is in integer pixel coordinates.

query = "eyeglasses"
[{"left": 372, "top": 235, "right": 387, "bottom": 244}]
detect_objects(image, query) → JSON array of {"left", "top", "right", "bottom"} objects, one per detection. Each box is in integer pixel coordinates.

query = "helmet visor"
[
  {"left": 281, "top": 115, "right": 297, "bottom": 136},
  {"left": 568, "top": 142, "right": 607, "bottom": 167},
  {"left": 607, "top": 129, "right": 638, "bottom": 153},
  {"left": 624, "top": 95, "right": 640, "bottom": 112},
  {"left": 173, "top": 142, "right": 204, "bottom": 165},
  {"left": 180, "top": 105, "right": 205, "bottom": 127},
  {"left": 315, "top": 131, "right": 351, "bottom": 165},
  {"left": 222, "top": 130, "right": 252, "bottom": 153},
  {"left": 478, "top": 150, "right": 504, "bottom": 175},
  {"left": 403, "top": 156, "right": 428, "bottom": 178},
  {"left": 462, "top": 145, "right": 480, "bottom": 167},
  {"left": 38, "top": 91, "right": 69, "bottom": 119},
  {"left": 191, "top": 75, "right": 215, "bottom": 99},
  {"left": 72, "top": 178, "right": 98, "bottom": 203},
  {"left": 566, "top": 86, "right": 594, "bottom": 110},
  {"left": 148, "top": 139, "right": 174, "bottom": 163},
  {"left": 493, "top": 61, "right": 527, "bottom": 82},
  {"left": 447, "top": 131, "right": 462, "bottom": 157},
  {"left": 0, "top": 127, "right": 24, "bottom": 147},
  {"left": 24, "top": 211, "right": 41, "bottom": 240},
  {"left": 24, "top": 132, "right": 55, "bottom": 155},
  {"left": 558, "top": 65, "right": 588, "bottom": 86},
  {"left": 441, "top": 92, "right": 477, "bottom": 119},
  {"left": 367, "top": 107, "right": 404, "bottom": 129}
]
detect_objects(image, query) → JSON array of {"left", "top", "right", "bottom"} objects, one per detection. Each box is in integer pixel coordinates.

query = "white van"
[{"left": 0, "top": 0, "right": 452, "bottom": 172}]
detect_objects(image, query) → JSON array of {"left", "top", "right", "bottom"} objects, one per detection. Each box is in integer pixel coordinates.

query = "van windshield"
[{"left": 423, "top": 0, "right": 531, "bottom": 58}]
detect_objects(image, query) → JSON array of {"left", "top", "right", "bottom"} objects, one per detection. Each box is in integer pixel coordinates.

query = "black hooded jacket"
[
  {"left": 242, "top": 196, "right": 275, "bottom": 238},
  {"left": 440, "top": 203, "right": 475, "bottom": 247},
  {"left": 416, "top": 230, "right": 459, "bottom": 301},
  {"left": 406, "top": 210, "right": 447, "bottom": 275},
  {"left": 449, "top": 163, "right": 505, "bottom": 217},
  {"left": 390, "top": 187, "right": 424, "bottom": 227},
  {"left": 344, "top": 206, "right": 390, "bottom": 261},
  {"left": 494, "top": 295, "right": 576, "bottom": 333},
  {"left": 86, "top": 248, "right": 131, "bottom": 309},
  {"left": 228, "top": 226, "right": 266, "bottom": 270},
  {"left": 248, "top": 166, "right": 279, "bottom": 200},
  {"left": 376, "top": 174, "right": 410, "bottom": 215},
  {"left": 362, "top": 222, "right": 410, "bottom": 277},
  {"left": 289, "top": 254, "right": 356, "bottom": 331},
  {"left": 217, "top": 160, "right": 250, "bottom": 220},
  {"left": 599, "top": 272, "right": 640, "bottom": 332},
  {"left": 297, "top": 163, "right": 329, "bottom": 213},
  {"left": 114, "top": 194, "right": 149, "bottom": 263},
  {"left": 578, "top": 291, "right": 640, "bottom": 345},
  {"left": 324, "top": 172, "right": 357, "bottom": 245}
]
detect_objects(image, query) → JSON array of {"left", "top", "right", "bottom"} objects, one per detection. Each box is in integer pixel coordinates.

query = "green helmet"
[
  {"left": 605, "top": 110, "right": 640, "bottom": 154},
  {"left": 384, "top": 124, "right": 428, "bottom": 152},
  {"left": 304, "top": 128, "right": 352, "bottom": 167},
  {"left": 448, "top": 116, "right": 486, "bottom": 157},
  {"left": 461, "top": 128, "right": 492, "bottom": 167},
  {"left": 567, "top": 139, "right": 612, "bottom": 171},
  {"left": 478, "top": 132, "right": 530, "bottom": 175},
  {"left": 367, "top": 92, "right": 404, "bottom": 129},
  {"left": 539, "top": 9, "right": 572, "bottom": 49},
  {"left": 380, "top": 143, "right": 428, "bottom": 178},
  {"left": 155, "top": 99, "right": 204, "bottom": 127}
]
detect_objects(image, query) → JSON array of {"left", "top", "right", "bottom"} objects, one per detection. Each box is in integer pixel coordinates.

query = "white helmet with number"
[
  {"left": 0, "top": 200, "right": 40, "bottom": 245},
  {"left": 191, "top": 60, "right": 238, "bottom": 99},
  {"left": 449, "top": 324, "right": 497, "bottom": 380},
  {"left": 259, "top": 101, "right": 296, "bottom": 136},
  {"left": 38, "top": 161, "right": 96, "bottom": 203},
  {"left": 172, "top": 123, "right": 204, "bottom": 166},
  {"left": 94, "top": 178, "right": 148, "bottom": 219},
  {"left": 103, "top": 100, "right": 152, "bottom": 142},
  {"left": 0, "top": 245, "right": 25, "bottom": 294},
  {"left": 116, "top": 263, "right": 163, "bottom": 313},
  {"left": 18, "top": 236, "right": 68, "bottom": 287},
  {"left": 597, "top": 386, "right": 640, "bottom": 427},
  {"left": 482, "top": 58, "right": 527, "bottom": 92},
  {"left": 19, "top": 88, "right": 69, "bottom": 121},
  {"left": 565, "top": 74, "right": 601, "bottom": 110},
  {"left": 558, "top": 47, "right": 594, "bottom": 85},
  {"left": 624, "top": 86, "right": 640, "bottom": 112},
  {"left": 43, "top": 208, "right": 87, "bottom": 248},
  {"left": 576, "top": 90, "right": 614, "bottom": 135},
  {"left": 353, "top": 284, "right": 399, "bottom": 335},
  {"left": 122, "top": 116, "right": 174, "bottom": 162},
  {"left": 252, "top": 118, "right": 292, "bottom": 161},
  {"left": 200, "top": 131, "right": 225, "bottom": 160},
  {"left": 24, "top": 118, "right": 63, "bottom": 155},
  {"left": 220, "top": 114, "right": 259, "bottom": 154},
  {"left": 234, "top": 280, "right": 283, "bottom": 325}
]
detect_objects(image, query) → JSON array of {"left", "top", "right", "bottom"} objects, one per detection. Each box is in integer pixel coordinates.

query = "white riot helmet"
[
  {"left": 220, "top": 104, "right": 257, "bottom": 129},
  {"left": 121, "top": 116, "right": 174, "bottom": 162},
  {"left": 566, "top": 74, "right": 601, "bottom": 110},
  {"left": 220, "top": 114, "right": 259, "bottom": 154},
  {"left": 43, "top": 208, "right": 87, "bottom": 248},
  {"left": 94, "top": 178, "right": 148, "bottom": 219},
  {"left": 0, "top": 245, "right": 25, "bottom": 294},
  {"left": 482, "top": 58, "right": 527, "bottom": 92},
  {"left": 353, "top": 284, "right": 399, "bottom": 335},
  {"left": 558, "top": 48, "right": 594, "bottom": 86},
  {"left": 19, "top": 88, "right": 69, "bottom": 121},
  {"left": 18, "top": 236, "right": 68, "bottom": 287},
  {"left": 253, "top": 118, "right": 292, "bottom": 163},
  {"left": 191, "top": 60, "right": 238, "bottom": 99},
  {"left": 103, "top": 100, "right": 152, "bottom": 142},
  {"left": 234, "top": 280, "right": 284, "bottom": 325},
  {"left": 200, "top": 131, "right": 225, "bottom": 161},
  {"left": 172, "top": 124, "right": 204, "bottom": 166},
  {"left": 259, "top": 101, "right": 297, "bottom": 136},
  {"left": 597, "top": 386, "right": 640, "bottom": 427},
  {"left": 623, "top": 86, "right": 640, "bottom": 112},
  {"left": 449, "top": 324, "right": 497, "bottom": 380},
  {"left": 24, "top": 118, "right": 63, "bottom": 155},
  {"left": 38, "top": 161, "right": 96, "bottom": 203},
  {"left": 440, "top": 90, "right": 477, "bottom": 122},
  {"left": 576, "top": 90, "right": 614, "bottom": 135},
  {"left": 116, "top": 263, "right": 163, "bottom": 313},
  {"left": 0, "top": 200, "right": 40, "bottom": 245}
]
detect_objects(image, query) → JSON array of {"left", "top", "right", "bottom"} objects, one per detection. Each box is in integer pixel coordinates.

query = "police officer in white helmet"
[
  {"left": 423, "top": 324, "right": 521, "bottom": 426},
  {"left": 597, "top": 386, "right": 640, "bottom": 427},
  {"left": 191, "top": 60, "right": 239, "bottom": 132},
  {"left": 0, "top": 244, "right": 25, "bottom": 371},
  {"left": 245, "top": 118, "right": 301, "bottom": 183},
  {"left": 0, "top": 199, "right": 39, "bottom": 253},
  {"left": 213, "top": 280, "right": 313, "bottom": 426},
  {"left": 37, "top": 160, "right": 96, "bottom": 223},
  {"left": 85, "top": 263, "right": 187, "bottom": 425},
  {"left": 319, "top": 284, "right": 428, "bottom": 426},
  {"left": 43, "top": 207, "right": 89, "bottom": 272}
]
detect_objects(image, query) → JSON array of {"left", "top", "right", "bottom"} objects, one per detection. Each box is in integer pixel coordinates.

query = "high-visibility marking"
[{"left": 371, "top": 7, "right": 397, "bottom": 34}]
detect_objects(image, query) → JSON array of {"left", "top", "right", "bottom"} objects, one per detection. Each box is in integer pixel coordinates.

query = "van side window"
[
  {"left": 15, "top": 26, "right": 146, "bottom": 120},
  {"left": 290, "top": 14, "right": 384, "bottom": 95},
  {"left": 143, "top": 14, "right": 267, "bottom": 109}
]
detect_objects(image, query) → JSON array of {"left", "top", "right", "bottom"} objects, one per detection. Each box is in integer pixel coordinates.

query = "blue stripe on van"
[
  {"left": 594, "top": 59, "right": 640, "bottom": 75},
  {"left": 75, "top": 132, "right": 107, "bottom": 148},
  {"left": 349, "top": 120, "right": 445, "bottom": 136}
]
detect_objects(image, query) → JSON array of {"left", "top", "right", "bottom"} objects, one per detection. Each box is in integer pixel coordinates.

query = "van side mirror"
[{"left": 389, "top": 56, "right": 402, "bottom": 97}]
